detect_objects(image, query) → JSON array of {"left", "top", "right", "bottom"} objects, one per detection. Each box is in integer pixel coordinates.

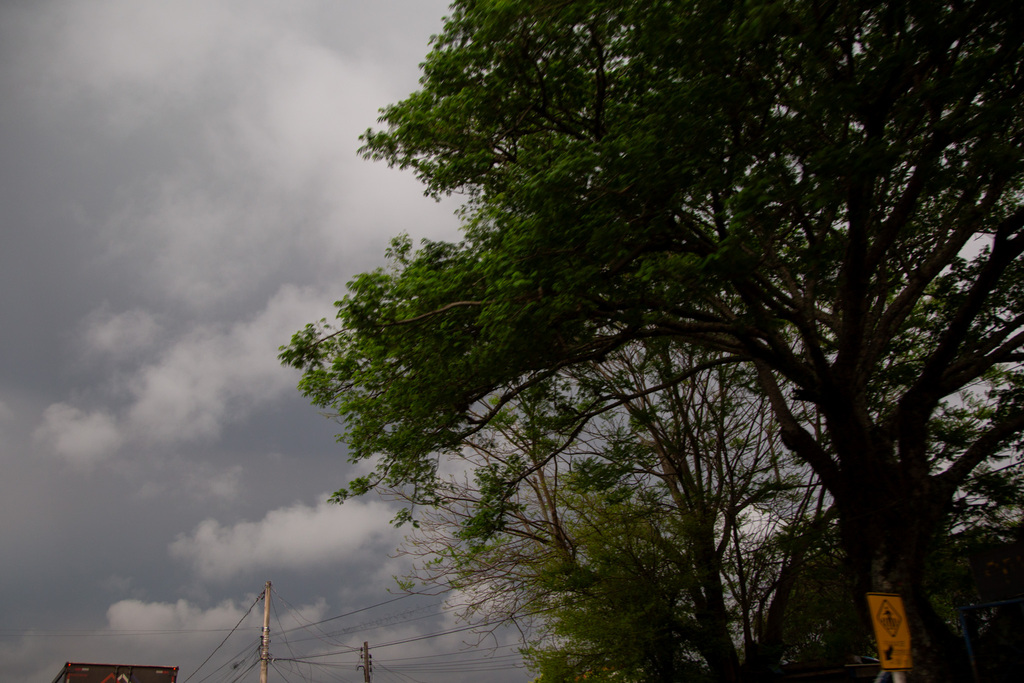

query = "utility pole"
[
  {"left": 359, "top": 641, "right": 372, "bottom": 683},
  {"left": 259, "top": 581, "right": 272, "bottom": 683}
]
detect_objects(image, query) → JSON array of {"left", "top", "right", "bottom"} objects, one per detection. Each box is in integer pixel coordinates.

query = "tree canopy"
[
  {"left": 391, "top": 348, "right": 833, "bottom": 681},
  {"left": 282, "top": 1, "right": 1024, "bottom": 679}
]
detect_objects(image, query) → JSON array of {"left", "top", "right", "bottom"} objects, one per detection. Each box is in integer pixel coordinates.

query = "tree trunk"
[
  {"left": 689, "top": 524, "right": 741, "bottom": 683},
  {"left": 836, "top": 479, "right": 971, "bottom": 683},
  {"left": 740, "top": 532, "right": 813, "bottom": 683}
]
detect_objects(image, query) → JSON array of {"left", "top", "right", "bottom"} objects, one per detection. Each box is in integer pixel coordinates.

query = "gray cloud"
[
  {"left": 34, "top": 403, "right": 123, "bottom": 467},
  {"left": 0, "top": 1, "right": 526, "bottom": 681},
  {"left": 169, "top": 497, "right": 403, "bottom": 582}
]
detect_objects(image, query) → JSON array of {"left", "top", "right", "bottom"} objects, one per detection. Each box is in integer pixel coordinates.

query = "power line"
[
  {"left": 194, "top": 641, "right": 262, "bottom": 683},
  {"left": 382, "top": 643, "right": 521, "bottom": 663},
  {"left": 0, "top": 627, "right": 244, "bottom": 637},
  {"left": 8, "top": 583, "right": 529, "bottom": 683},
  {"left": 279, "top": 601, "right": 450, "bottom": 647},
  {"left": 277, "top": 594, "right": 418, "bottom": 635},
  {"left": 371, "top": 606, "right": 550, "bottom": 650},
  {"left": 264, "top": 585, "right": 538, "bottom": 681},
  {"left": 183, "top": 591, "right": 264, "bottom": 683}
]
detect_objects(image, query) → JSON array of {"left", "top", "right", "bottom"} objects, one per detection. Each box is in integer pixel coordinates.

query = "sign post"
[{"left": 866, "top": 592, "right": 912, "bottom": 678}]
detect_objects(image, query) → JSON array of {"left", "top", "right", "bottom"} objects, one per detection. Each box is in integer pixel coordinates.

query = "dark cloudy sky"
[{"left": 0, "top": 2, "right": 529, "bottom": 681}]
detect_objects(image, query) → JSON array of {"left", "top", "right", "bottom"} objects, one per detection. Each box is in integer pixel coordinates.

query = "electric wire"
[
  {"left": 3, "top": 581, "right": 526, "bottom": 683},
  {"left": 262, "top": 585, "right": 536, "bottom": 681},
  {"left": 182, "top": 591, "right": 263, "bottom": 683},
  {"left": 282, "top": 601, "right": 450, "bottom": 647},
  {"left": 16, "top": 583, "right": 526, "bottom": 683},
  {"left": 382, "top": 642, "right": 521, "bottom": 663},
  {"left": 194, "top": 640, "right": 261, "bottom": 683},
  {"left": 0, "top": 627, "right": 244, "bottom": 637},
  {"left": 373, "top": 665, "right": 428, "bottom": 683},
  {"left": 272, "top": 590, "right": 368, "bottom": 651},
  {"left": 270, "top": 660, "right": 306, "bottom": 683},
  {"left": 223, "top": 656, "right": 260, "bottom": 683},
  {"left": 276, "top": 593, "right": 416, "bottom": 634},
  {"left": 271, "top": 591, "right": 357, "bottom": 683},
  {"left": 277, "top": 656, "right": 362, "bottom": 683},
  {"left": 370, "top": 606, "right": 547, "bottom": 650},
  {"left": 194, "top": 647, "right": 260, "bottom": 683},
  {"left": 374, "top": 654, "right": 525, "bottom": 675},
  {"left": 271, "top": 597, "right": 452, "bottom": 652},
  {"left": 274, "top": 658, "right": 330, "bottom": 683},
  {"left": 272, "top": 592, "right": 302, "bottom": 663}
]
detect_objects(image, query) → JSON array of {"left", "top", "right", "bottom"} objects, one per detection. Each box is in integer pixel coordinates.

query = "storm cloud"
[{"left": 0, "top": 2, "right": 526, "bottom": 681}]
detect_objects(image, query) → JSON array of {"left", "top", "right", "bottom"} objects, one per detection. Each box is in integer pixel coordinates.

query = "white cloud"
[
  {"left": 101, "top": 595, "right": 328, "bottom": 674},
  {"left": 78, "top": 3, "right": 459, "bottom": 312},
  {"left": 0, "top": 2, "right": 515, "bottom": 681},
  {"left": 227, "top": 40, "right": 367, "bottom": 195},
  {"left": 108, "top": 597, "right": 249, "bottom": 631},
  {"left": 33, "top": 403, "right": 123, "bottom": 467},
  {"left": 84, "top": 307, "right": 161, "bottom": 356},
  {"left": 170, "top": 497, "right": 402, "bottom": 581},
  {"left": 124, "top": 284, "right": 328, "bottom": 443},
  {"left": 18, "top": 0, "right": 275, "bottom": 129},
  {"left": 110, "top": 594, "right": 331, "bottom": 631},
  {"left": 35, "top": 284, "right": 331, "bottom": 464},
  {"left": 7, "top": 0, "right": 460, "bottom": 316},
  {"left": 6, "top": 0, "right": 447, "bottom": 314}
]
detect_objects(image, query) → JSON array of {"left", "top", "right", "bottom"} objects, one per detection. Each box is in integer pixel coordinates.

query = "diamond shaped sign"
[
  {"left": 866, "top": 593, "right": 913, "bottom": 671},
  {"left": 876, "top": 599, "right": 902, "bottom": 638}
]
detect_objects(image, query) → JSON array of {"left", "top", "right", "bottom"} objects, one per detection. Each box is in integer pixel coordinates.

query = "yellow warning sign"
[{"left": 866, "top": 593, "right": 913, "bottom": 670}]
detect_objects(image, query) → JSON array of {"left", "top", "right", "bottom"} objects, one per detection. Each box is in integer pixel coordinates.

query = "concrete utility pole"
[
  {"left": 259, "top": 581, "right": 272, "bottom": 683},
  {"left": 361, "top": 641, "right": 372, "bottom": 683}
]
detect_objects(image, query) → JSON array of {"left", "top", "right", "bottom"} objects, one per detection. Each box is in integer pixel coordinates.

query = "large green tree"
[{"left": 283, "top": 1, "right": 1024, "bottom": 679}]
